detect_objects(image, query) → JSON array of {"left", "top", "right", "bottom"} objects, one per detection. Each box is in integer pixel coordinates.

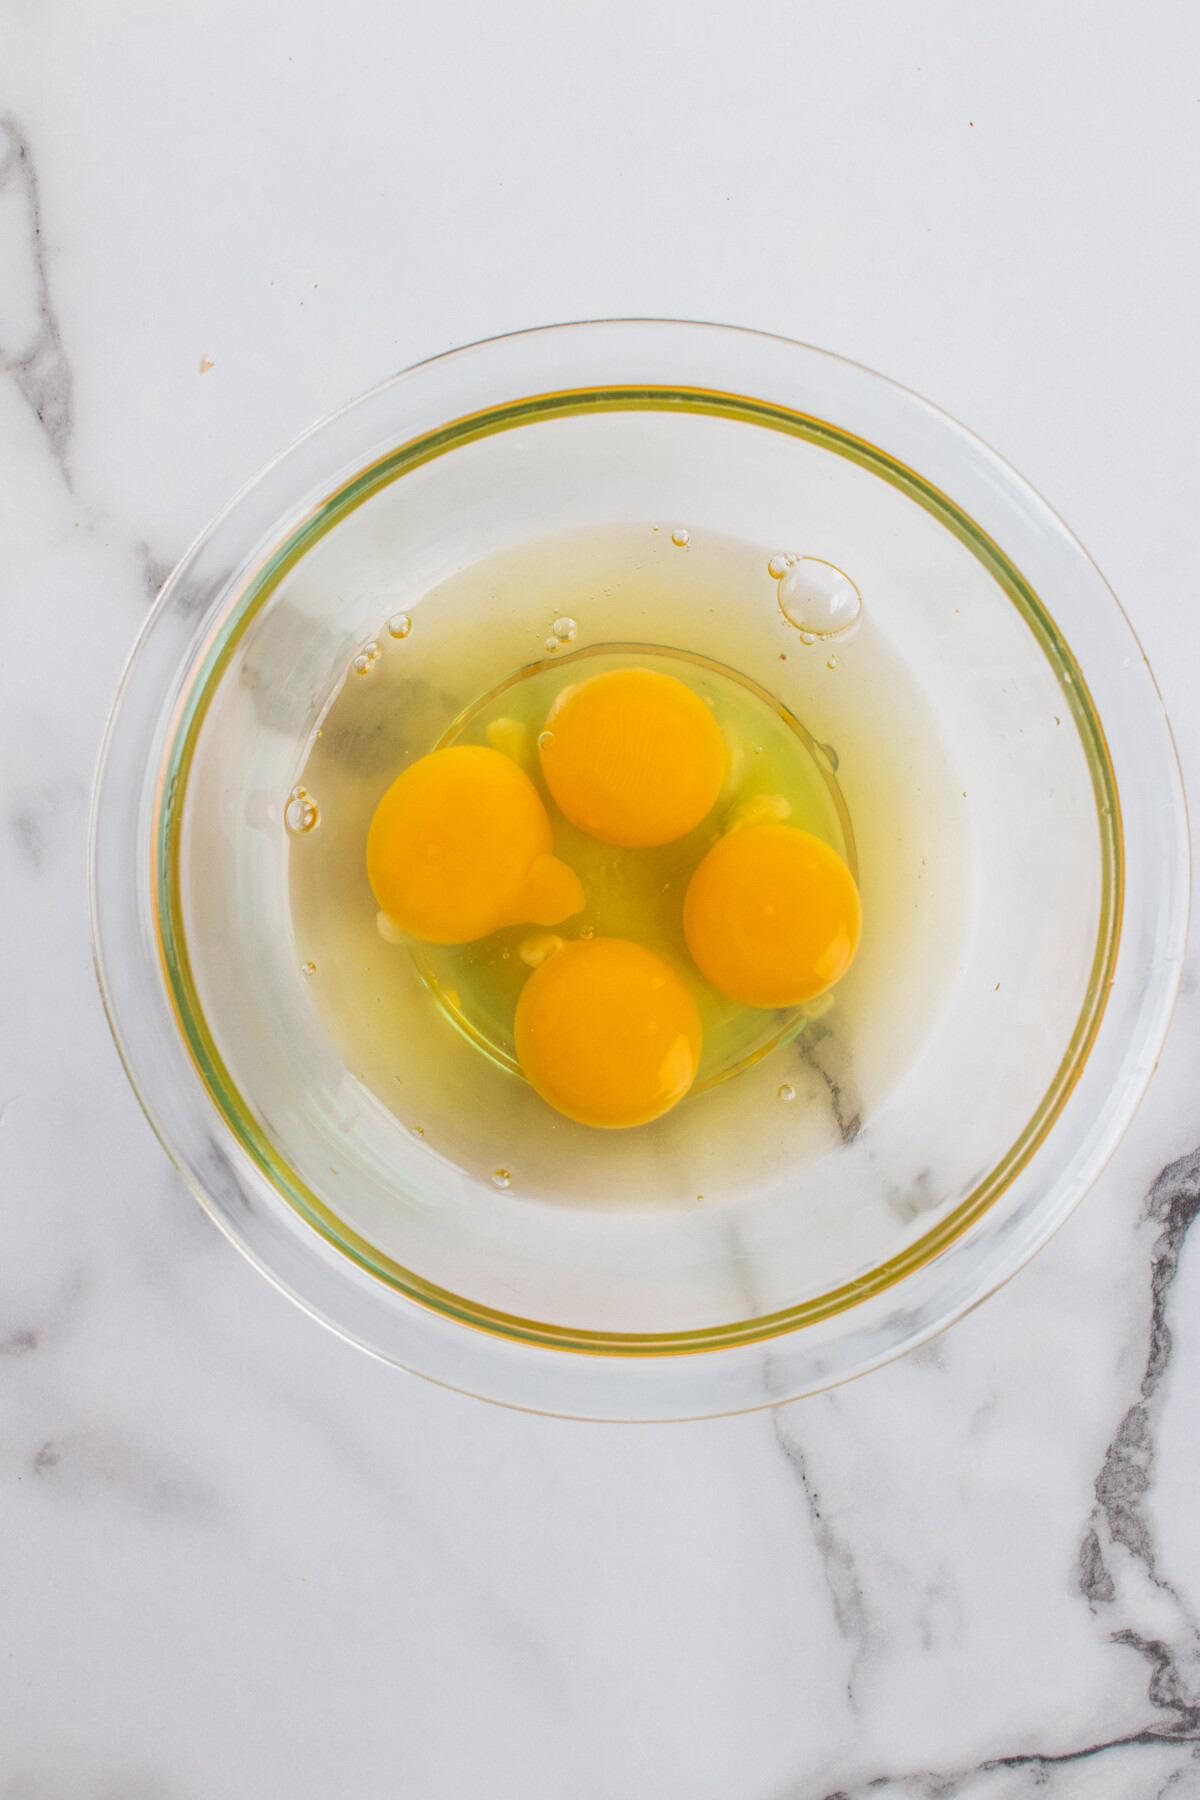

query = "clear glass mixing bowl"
[{"left": 89, "top": 320, "right": 1188, "bottom": 1418}]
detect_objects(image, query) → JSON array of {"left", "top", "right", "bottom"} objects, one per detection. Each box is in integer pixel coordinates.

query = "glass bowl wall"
[{"left": 90, "top": 321, "right": 1187, "bottom": 1418}]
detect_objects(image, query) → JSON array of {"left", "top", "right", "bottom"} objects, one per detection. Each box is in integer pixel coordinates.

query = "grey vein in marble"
[
  {"left": 772, "top": 1412, "right": 869, "bottom": 1703},
  {"left": 0, "top": 1324, "right": 39, "bottom": 1357},
  {"left": 797, "top": 1016, "right": 862, "bottom": 1146},
  {"left": 137, "top": 540, "right": 177, "bottom": 607},
  {"left": 1079, "top": 1145, "right": 1200, "bottom": 1724},
  {"left": 793, "top": 1145, "right": 1200, "bottom": 1799},
  {"left": 8, "top": 782, "right": 62, "bottom": 873},
  {"left": 0, "top": 1255, "right": 87, "bottom": 1369},
  {"left": 0, "top": 117, "right": 73, "bottom": 480},
  {"left": 29, "top": 1425, "right": 221, "bottom": 1523},
  {"left": 813, "top": 1733, "right": 1200, "bottom": 1796}
]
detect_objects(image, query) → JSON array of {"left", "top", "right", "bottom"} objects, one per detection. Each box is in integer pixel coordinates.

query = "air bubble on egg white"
[
  {"left": 671, "top": 527, "right": 690, "bottom": 547},
  {"left": 777, "top": 558, "right": 862, "bottom": 639},
  {"left": 492, "top": 1169, "right": 512, "bottom": 1190},
  {"left": 537, "top": 730, "right": 554, "bottom": 751},
  {"left": 284, "top": 786, "right": 319, "bottom": 834},
  {"left": 387, "top": 613, "right": 412, "bottom": 639},
  {"left": 545, "top": 636, "right": 561, "bottom": 653},
  {"left": 778, "top": 1083, "right": 796, "bottom": 1102}
]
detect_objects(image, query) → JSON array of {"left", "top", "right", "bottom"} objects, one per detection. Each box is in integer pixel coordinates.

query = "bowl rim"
[{"left": 90, "top": 318, "right": 1190, "bottom": 1409}]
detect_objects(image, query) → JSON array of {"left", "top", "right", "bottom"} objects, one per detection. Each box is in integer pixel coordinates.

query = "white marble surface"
[{"left": 3, "top": 4, "right": 1200, "bottom": 1794}]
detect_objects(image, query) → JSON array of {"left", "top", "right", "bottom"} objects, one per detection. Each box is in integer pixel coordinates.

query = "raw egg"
[
  {"left": 684, "top": 823, "right": 861, "bottom": 1008},
  {"left": 539, "top": 667, "right": 726, "bottom": 847},
  {"left": 366, "top": 745, "right": 584, "bottom": 944},
  {"left": 515, "top": 937, "right": 703, "bottom": 1128}
]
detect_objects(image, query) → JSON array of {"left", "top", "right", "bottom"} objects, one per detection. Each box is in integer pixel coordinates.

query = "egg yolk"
[
  {"left": 515, "top": 937, "right": 703, "bottom": 1128},
  {"left": 367, "top": 745, "right": 584, "bottom": 945},
  {"left": 683, "top": 824, "right": 861, "bottom": 1008},
  {"left": 539, "top": 668, "right": 726, "bottom": 847}
]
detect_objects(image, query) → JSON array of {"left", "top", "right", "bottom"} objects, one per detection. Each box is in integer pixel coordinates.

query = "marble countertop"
[{"left": 3, "top": 5, "right": 1200, "bottom": 1795}]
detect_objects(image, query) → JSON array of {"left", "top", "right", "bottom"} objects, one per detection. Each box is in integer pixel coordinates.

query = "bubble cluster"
[
  {"left": 284, "top": 785, "right": 319, "bottom": 834},
  {"left": 387, "top": 613, "right": 413, "bottom": 640},
  {"left": 353, "top": 640, "right": 382, "bottom": 675}
]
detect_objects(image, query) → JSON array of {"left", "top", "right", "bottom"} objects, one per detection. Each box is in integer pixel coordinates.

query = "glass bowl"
[{"left": 90, "top": 320, "right": 1188, "bottom": 1419}]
